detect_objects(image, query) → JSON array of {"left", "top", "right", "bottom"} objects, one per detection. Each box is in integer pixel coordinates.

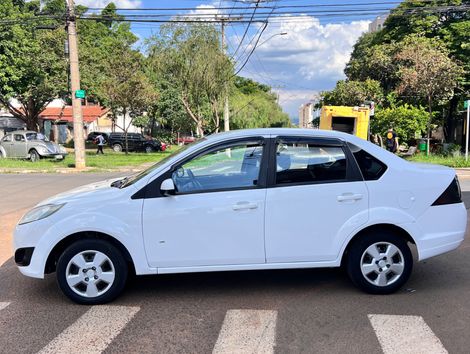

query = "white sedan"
[{"left": 13, "top": 129, "right": 467, "bottom": 304}]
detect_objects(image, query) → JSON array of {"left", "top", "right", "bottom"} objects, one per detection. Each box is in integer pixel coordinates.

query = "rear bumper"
[{"left": 413, "top": 202, "right": 467, "bottom": 260}]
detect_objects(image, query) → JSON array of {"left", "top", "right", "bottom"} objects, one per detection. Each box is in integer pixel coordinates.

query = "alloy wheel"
[
  {"left": 65, "top": 250, "right": 116, "bottom": 298},
  {"left": 360, "top": 242, "right": 405, "bottom": 287}
]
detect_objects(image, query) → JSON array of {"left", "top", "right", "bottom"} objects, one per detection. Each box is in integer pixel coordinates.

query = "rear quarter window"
[{"left": 348, "top": 143, "right": 387, "bottom": 181}]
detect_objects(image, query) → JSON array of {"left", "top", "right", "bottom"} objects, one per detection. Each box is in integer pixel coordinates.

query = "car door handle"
[
  {"left": 232, "top": 202, "right": 258, "bottom": 211},
  {"left": 337, "top": 193, "right": 363, "bottom": 202}
]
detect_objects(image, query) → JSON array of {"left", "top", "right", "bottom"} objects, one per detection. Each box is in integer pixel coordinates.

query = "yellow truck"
[{"left": 319, "top": 106, "right": 370, "bottom": 140}]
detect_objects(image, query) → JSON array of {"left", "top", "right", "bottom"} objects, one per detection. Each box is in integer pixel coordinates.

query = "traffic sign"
[{"left": 75, "top": 90, "right": 86, "bottom": 99}]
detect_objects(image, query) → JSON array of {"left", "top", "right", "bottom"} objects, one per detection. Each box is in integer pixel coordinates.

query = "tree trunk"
[
  {"left": 181, "top": 93, "right": 204, "bottom": 137},
  {"left": 444, "top": 95, "right": 459, "bottom": 143},
  {"left": 427, "top": 96, "right": 433, "bottom": 156},
  {"left": 211, "top": 99, "right": 220, "bottom": 134},
  {"left": 123, "top": 108, "right": 129, "bottom": 155}
]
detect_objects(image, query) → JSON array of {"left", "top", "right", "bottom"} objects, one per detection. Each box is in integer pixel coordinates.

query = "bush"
[{"left": 372, "top": 104, "right": 429, "bottom": 143}]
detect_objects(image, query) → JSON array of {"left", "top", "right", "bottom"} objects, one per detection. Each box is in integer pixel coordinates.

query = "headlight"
[{"left": 18, "top": 204, "right": 65, "bottom": 225}]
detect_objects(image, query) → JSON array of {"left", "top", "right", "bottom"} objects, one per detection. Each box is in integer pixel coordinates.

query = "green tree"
[
  {"left": 147, "top": 23, "right": 233, "bottom": 136},
  {"left": 100, "top": 47, "right": 157, "bottom": 154},
  {"left": 230, "top": 77, "right": 291, "bottom": 129},
  {"left": 395, "top": 36, "right": 463, "bottom": 148},
  {"left": 320, "top": 79, "right": 384, "bottom": 106},
  {"left": 372, "top": 104, "right": 429, "bottom": 142},
  {"left": 0, "top": 0, "right": 67, "bottom": 130}
]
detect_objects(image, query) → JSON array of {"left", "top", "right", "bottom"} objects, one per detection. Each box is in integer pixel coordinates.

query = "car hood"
[
  {"left": 38, "top": 177, "right": 126, "bottom": 206},
  {"left": 32, "top": 140, "right": 60, "bottom": 151}
]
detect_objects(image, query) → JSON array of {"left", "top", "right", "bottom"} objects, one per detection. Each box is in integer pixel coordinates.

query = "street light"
[{"left": 256, "top": 32, "right": 288, "bottom": 48}]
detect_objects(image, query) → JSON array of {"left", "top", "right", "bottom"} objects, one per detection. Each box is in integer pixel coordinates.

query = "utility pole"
[
  {"left": 221, "top": 19, "right": 230, "bottom": 132},
  {"left": 66, "top": 0, "right": 86, "bottom": 169}
]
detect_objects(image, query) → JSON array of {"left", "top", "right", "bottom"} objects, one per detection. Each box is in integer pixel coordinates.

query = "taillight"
[{"left": 432, "top": 177, "right": 462, "bottom": 206}]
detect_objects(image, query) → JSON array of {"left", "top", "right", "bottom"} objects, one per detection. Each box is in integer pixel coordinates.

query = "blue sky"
[{"left": 77, "top": 0, "right": 398, "bottom": 119}]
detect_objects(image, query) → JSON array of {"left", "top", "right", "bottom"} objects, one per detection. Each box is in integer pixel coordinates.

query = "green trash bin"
[
  {"left": 418, "top": 140, "right": 426, "bottom": 151},
  {"left": 418, "top": 139, "right": 427, "bottom": 154}
]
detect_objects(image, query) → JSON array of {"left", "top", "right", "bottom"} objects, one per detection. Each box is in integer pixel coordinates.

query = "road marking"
[
  {"left": 0, "top": 302, "right": 10, "bottom": 311},
  {"left": 38, "top": 305, "right": 140, "bottom": 354},
  {"left": 213, "top": 309, "right": 277, "bottom": 354},
  {"left": 368, "top": 314, "right": 447, "bottom": 354}
]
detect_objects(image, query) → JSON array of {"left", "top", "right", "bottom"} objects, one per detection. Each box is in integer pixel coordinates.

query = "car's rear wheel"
[
  {"left": 0, "top": 150, "right": 4, "bottom": 158},
  {"left": 56, "top": 239, "right": 128, "bottom": 304},
  {"left": 30, "top": 149, "right": 40, "bottom": 162},
  {"left": 112, "top": 143, "right": 123, "bottom": 152},
  {"left": 346, "top": 230, "right": 412, "bottom": 294},
  {"left": 145, "top": 145, "right": 154, "bottom": 153}
]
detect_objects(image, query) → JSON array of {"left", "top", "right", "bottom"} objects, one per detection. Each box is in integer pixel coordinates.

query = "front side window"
[
  {"left": 14, "top": 134, "right": 25, "bottom": 142},
  {"left": 276, "top": 141, "right": 347, "bottom": 184},
  {"left": 173, "top": 141, "right": 264, "bottom": 193}
]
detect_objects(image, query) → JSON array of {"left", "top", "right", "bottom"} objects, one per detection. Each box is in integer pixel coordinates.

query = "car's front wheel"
[
  {"left": 346, "top": 230, "right": 412, "bottom": 294},
  {"left": 56, "top": 239, "right": 128, "bottom": 304},
  {"left": 112, "top": 143, "right": 123, "bottom": 152},
  {"left": 30, "top": 149, "right": 40, "bottom": 162},
  {"left": 145, "top": 145, "right": 154, "bottom": 153}
]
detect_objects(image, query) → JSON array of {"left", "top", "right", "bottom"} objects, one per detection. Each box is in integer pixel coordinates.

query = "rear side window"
[
  {"left": 276, "top": 141, "right": 347, "bottom": 184},
  {"left": 348, "top": 143, "right": 387, "bottom": 181}
]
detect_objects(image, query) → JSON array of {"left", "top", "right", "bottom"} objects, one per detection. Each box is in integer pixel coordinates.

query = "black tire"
[
  {"left": 112, "top": 143, "right": 123, "bottom": 152},
  {"left": 30, "top": 149, "right": 40, "bottom": 162},
  {"left": 145, "top": 145, "right": 154, "bottom": 153},
  {"left": 0, "top": 149, "right": 4, "bottom": 158},
  {"left": 346, "top": 230, "right": 412, "bottom": 294},
  {"left": 56, "top": 239, "right": 128, "bottom": 305}
]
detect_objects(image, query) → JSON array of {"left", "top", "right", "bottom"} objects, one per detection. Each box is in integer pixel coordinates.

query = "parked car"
[
  {"left": 0, "top": 130, "right": 67, "bottom": 162},
  {"left": 107, "top": 132, "right": 165, "bottom": 153},
  {"left": 177, "top": 135, "right": 196, "bottom": 145},
  {"left": 86, "top": 132, "right": 109, "bottom": 143},
  {"left": 13, "top": 128, "right": 466, "bottom": 304}
]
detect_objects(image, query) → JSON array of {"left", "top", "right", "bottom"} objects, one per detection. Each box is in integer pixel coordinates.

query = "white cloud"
[
  {"left": 234, "top": 15, "right": 370, "bottom": 120},
  {"left": 75, "top": 0, "right": 142, "bottom": 9}
]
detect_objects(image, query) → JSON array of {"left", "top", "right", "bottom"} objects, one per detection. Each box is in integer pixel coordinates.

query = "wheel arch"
[
  {"left": 45, "top": 231, "right": 136, "bottom": 275},
  {"left": 340, "top": 223, "right": 416, "bottom": 267}
]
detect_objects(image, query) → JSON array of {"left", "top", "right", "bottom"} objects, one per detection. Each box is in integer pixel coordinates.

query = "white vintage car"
[
  {"left": 13, "top": 128, "right": 467, "bottom": 304},
  {"left": 0, "top": 130, "right": 67, "bottom": 162}
]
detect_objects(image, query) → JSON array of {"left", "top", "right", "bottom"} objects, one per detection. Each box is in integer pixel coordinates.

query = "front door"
[
  {"left": 12, "top": 133, "right": 27, "bottom": 158},
  {"left": 265, "top": 137, "right": 369, "bottom": 263},
  {"left": 142, "top": 138, "right": 268, "bottom": 268}
]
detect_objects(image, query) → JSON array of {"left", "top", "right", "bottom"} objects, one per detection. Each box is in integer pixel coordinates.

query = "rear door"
[{"left": 264, "top": 136, "right": 369, "bottom": 263}]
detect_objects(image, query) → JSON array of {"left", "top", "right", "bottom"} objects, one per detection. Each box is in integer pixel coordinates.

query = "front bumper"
[{"left": 39, "top": 152, "right": 67, "bottom": 159}]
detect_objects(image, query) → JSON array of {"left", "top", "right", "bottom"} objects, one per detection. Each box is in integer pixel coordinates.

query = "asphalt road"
[{"left": 0, "top": 173, "right": 469, "bottom": 353}]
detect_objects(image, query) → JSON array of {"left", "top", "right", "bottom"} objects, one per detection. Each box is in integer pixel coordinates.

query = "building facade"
[
  {"left": 368, "top": 15, "right": 388, "bottom": 33},
  {"left": 298, "top": 102, "right": 314, "bottom": 129}
]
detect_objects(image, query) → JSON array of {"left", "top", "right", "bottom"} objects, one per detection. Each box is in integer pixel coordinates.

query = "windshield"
[
  {"left": 119, "top": 138, "right": 206, "bottom": 188},
  {"left": 26, "top": 132, "right": 48, "bottom": 141}
]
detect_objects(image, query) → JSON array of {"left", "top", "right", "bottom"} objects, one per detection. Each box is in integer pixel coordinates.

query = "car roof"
[
  {"left": 205, "top": 128, "right": 357, "bottom": 142},
  {"left": 9, "top": 130, "right": 37, "bottom": 135}
]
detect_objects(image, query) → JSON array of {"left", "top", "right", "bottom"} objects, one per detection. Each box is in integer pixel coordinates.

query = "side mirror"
[{"left": 160, "top": 178, "right": 175, "bottom": 196}]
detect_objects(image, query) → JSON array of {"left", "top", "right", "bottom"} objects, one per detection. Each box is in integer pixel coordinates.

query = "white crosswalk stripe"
[
  {"left": 0, "top": 302, "right": 10, "bottom": 311},
  {"left": 213, "top": 309, "right": 277, "bottom": 354},
  {"left": 369, "top": 314, "right": 448, "bottom": 354},
  {"left": 38, "top": 305, "right": 140, "bottom": 354}
]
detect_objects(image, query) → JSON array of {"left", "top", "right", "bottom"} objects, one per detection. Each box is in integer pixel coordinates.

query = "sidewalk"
[{"left": 456, "top": 168, "right": 470, "bottom": 178}]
